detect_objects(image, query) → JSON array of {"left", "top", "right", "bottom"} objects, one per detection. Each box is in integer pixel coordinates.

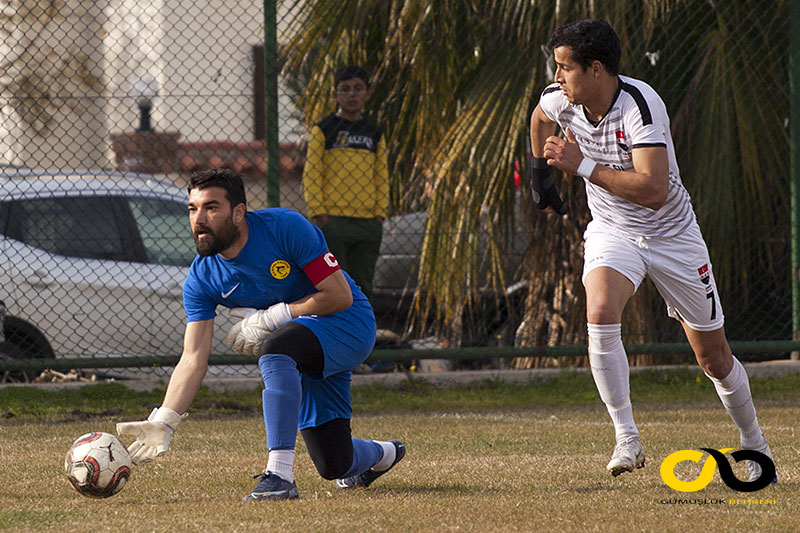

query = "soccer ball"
[{"left": 65, "top": 432, "right": 132, "bottom": 498}]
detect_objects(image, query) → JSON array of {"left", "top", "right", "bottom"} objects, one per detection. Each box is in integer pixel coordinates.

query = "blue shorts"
[{"left": 294, "top": 298, "right": 375, "bottom": 429}]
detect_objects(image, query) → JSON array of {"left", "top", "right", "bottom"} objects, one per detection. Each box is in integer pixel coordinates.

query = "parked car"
[
  {"left": 371, "top": 194, "right": 530, "bottom": 346},
  {"left": 0, "top": 169, "right": 239, "bottom": 377}
]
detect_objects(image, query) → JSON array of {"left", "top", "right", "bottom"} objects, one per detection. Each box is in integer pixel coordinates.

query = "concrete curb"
[
  {"left": 117, "top": 358, "right": 800, "bottom": 393},
  {"left": 3, "top": 359, "right": 798, "bottom": 393}
]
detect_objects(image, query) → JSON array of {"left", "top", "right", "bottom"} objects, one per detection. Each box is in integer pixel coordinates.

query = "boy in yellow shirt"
[{"left": 302, "top": 65, "right": 389, "bottom": 301}]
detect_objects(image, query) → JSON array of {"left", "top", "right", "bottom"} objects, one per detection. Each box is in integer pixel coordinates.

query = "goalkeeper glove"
[
  {"left": 116, "top": 406, "right": 187, "bottom": 465},
  {"left": 224, "top": 303, "right": 293, "bottom": 356}
]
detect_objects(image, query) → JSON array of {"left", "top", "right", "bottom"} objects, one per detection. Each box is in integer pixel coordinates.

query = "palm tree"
[{"left": 279, "top": 0, "right": 790, "bottom": 364}]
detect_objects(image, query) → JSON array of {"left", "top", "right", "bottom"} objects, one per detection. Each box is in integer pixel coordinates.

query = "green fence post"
[
  {"left": 792, "top": 1, "right": 800, "bottom": 360},
  {"left": 264, "top": 1, "right": 280, "bottom": 207}
]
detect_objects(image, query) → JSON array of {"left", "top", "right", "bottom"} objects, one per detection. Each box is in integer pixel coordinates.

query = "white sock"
[
  {"left": 705, "top": 356, "right": 762, "bottom": 447},
  {"left": 266, "top": 449, "right": 295, "bottom": 483},
  {"left": 371, "top": 441, "right": 397, "bottom": 472},
  {"left": 588, "top": 323, "right": 639, "bottom": 441}
]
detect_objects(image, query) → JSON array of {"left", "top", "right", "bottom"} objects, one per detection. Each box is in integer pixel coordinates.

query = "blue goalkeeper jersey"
[{"left": 183, "top": 208, "right": 366, "bottom": 322}]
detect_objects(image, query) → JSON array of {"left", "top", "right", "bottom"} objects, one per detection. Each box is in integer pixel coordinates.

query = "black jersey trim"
[
  {"left": 619, "top": 81, "right": 653, "bottom": 126},
  {"left": 541, "top": 84, "right": 561, "bottom": 97},
  {"left": 631, "top": 142, "right": 666, "bottom": 149}
]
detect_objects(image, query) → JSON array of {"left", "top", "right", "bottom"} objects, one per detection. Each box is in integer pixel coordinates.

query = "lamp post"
[{"left": 128, "top": 75, "right": 159, "bottom": 132}]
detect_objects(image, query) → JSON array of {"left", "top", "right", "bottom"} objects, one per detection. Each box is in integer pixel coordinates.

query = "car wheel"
[
  {"left": 3, "top": 316, "right": 55, "bottom": 359},
  {"left": 0, "top": 340, "right": 33, "bottom": 383},
  {"left": 1, "top": 316, "right": 55, "bottom": 383}
]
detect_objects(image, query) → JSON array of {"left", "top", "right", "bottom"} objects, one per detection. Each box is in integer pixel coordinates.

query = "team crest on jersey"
[
  {"left": 616, "top": 130, "right": 629, "bottom": 152},
  {"left": 698, "top": 264, "right": 710, "bottom": 285},
  {"left": 270, "top": 260, "right": 291, "bottom": 279}
]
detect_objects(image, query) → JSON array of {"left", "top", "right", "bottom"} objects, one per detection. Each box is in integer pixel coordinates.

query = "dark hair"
[
  {"left": 548, "top": 19, "right": 621, "bottom": 75},
  {"left": 188, "top": 168, "right": 247, "bottom": 208},
  {"left": 334, "top": 65, "right": 369, "bottom": 89}
]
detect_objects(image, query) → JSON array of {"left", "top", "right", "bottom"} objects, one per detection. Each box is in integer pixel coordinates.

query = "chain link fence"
[{"left": 0, "top": 1, "right": 795, "bottom": 381}]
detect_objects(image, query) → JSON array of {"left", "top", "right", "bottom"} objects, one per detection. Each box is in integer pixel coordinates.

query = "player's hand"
[
  {"left": 233, "top": 303, "right": 293, "bottom": 333},
  {"left": 116, "top": 407, "right": 186, "bottom": 465},
  {"left": 225, "top": 303, "right": 293, "bottom": 355},
  {"left": 543, "top": 128, "right": 584, "bottom": 175}
]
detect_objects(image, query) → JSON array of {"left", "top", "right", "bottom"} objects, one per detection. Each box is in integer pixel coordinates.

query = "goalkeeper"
[{"left": 116, "top": 168, "right": 405, "bottom": 501}]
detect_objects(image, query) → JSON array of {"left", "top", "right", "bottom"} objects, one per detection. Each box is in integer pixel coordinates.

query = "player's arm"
[
  {"left": 290, "top": 269, "right": 353, "bottom": 317},
  {"left": 530, "top": 104, "right": 557, "bottom": 159},
  {"left": 162, "top": 318, "right": 215, "bottom": 414},
  {"left": 225, "top": 251, "right": 352, "bottom": 356},
  {"left": 544, "top": 128, "right": 669, "bottom": 210},
  {"left": 529, "top": 104, "right": 566, "bottom": 214},
  {"left": 116, "top": 319, "right": 214, "bottom": 464},
  {"left": 591, "top": 146, "right": 669, "bottom": 210}
]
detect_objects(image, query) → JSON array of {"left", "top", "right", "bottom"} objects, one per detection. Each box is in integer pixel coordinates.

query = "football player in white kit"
[{"left": 529, "top": 18, "right": 776, "bottom": 483}]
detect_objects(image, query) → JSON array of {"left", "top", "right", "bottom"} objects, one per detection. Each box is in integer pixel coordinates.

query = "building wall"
[
  {"left": 0, "top": 0, "right": 109, "bottom": 169},
  {"left": 1, "top": 1, "right": 303, "bottom": 170}
]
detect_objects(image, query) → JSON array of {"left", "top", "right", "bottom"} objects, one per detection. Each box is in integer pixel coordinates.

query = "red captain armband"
[{"left": 302, "top": 252, "right": 341, "bottom": 285}]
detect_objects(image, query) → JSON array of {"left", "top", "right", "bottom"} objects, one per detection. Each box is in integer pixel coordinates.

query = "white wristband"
[{"left": 577, "top": 158, "right": 597, "bottom": 179}]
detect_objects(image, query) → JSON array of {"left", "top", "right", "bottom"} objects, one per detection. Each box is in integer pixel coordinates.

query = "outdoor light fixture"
[{"left": 128, "top": 74, "right": 159, "bottom": 132}]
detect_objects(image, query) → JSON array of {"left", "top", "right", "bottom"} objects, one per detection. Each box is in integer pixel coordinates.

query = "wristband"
[
  {"left": 528, "top": 156, "right": 566, "bottom": 215},
  {"left": 577, "top": 158, "right": 597, "bottom": 179}
]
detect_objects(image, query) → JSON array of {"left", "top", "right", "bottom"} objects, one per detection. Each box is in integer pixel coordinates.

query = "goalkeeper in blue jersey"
[{"left": 116, "top": 168, "right": 404, "bottom": 501}]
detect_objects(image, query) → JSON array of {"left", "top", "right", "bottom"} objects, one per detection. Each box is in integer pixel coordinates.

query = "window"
[
  {"left": 7, "top": 197, "right": 128, "bottom": 261},
  {"left": 127, "top": 197, "right": 196, "bottom": 267}
]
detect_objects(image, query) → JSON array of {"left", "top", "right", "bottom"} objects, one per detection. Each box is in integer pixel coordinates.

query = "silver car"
[{"left": 0, "top": 169, "right": 238, "bottom": 375}]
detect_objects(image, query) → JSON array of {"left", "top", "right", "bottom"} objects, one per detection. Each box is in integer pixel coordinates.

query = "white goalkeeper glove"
[
  {"left": 116, "top": 406, "right": 187, "bottom": 465},
  {"left": 224, "top": 303, "right": 292, "bottom": 356}
]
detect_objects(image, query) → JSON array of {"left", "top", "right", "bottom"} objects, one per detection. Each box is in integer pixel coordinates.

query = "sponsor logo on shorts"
[
  {"left": 697, "top": 263, "right": 710, "bottom": 285},
  {"left": 270, "top": 260, "right": 291, "bottom": 279}
]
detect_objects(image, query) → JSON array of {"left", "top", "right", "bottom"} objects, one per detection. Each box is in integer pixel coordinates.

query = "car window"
[
  {"left": 6, "top": 197, "right": 129, "bottom": 260},
  {"left": 127, "top": 197, "right": 196, "bottom": 267}
]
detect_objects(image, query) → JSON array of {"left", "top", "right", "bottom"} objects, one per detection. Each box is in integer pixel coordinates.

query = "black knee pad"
[{"left": 260, "top": 321, "right": 324, "bottom": 375}]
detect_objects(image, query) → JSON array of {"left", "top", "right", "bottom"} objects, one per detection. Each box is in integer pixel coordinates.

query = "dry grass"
[{"left": 0, "top": 402, "right": 797, "bottom": 532}]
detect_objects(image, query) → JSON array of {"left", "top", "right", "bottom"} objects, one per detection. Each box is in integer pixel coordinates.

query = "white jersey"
[{"left": 538, "top": 75, "right": 695, "bottom": 238}]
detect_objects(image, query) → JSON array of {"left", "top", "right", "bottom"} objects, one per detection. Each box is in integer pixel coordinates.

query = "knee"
[
  {"left": 696, "top": 346, "right": 733, "bottom": 379},
  {"left": 586, "top": 302, "right": 622, "bottom": 325},
  {"left": 257, "top": 353, "right": 299, "bottom": 383}
]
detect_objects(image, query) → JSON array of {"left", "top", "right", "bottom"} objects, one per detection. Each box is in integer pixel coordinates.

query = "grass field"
[{"left": 0, "top": 369, "right": 798, "bottom": 532}]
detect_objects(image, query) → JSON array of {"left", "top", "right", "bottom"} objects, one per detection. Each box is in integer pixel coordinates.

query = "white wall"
[
  {"left": 0, "top": 0, "right": 110, "bottom": 168},
  {"left": 0, "top": 0, "right": 303, "bottom": 169}
]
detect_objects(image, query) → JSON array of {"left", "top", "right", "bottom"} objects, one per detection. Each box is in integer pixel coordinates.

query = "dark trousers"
[{"left": 321, "top": 216, "right": 382, "bottom": 300}]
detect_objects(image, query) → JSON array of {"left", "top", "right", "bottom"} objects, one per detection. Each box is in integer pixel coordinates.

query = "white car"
[{"left": 0, "top": 169, "right": 238, "bottom": 375}]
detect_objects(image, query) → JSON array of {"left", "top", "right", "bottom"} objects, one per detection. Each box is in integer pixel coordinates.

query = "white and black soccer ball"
[{"left": 65, "top": 432, "right": 132, "bottom": 498}]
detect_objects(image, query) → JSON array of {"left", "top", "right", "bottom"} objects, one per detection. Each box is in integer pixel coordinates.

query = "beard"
[{"left": 193, "top": 219, "right": 240, "bottom": 257}]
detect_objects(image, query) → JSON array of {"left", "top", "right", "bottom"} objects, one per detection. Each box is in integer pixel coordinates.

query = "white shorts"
[{"left": 582, "top": 220, "right": 724, "bottom": 331}]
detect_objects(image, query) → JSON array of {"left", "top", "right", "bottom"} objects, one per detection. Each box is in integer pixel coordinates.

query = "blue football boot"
[
  {"left": 336, "top": 441, "right": 406, "bottom": 489},
  {"left": 242, "top": 472, "right": 299, "bottom": 501}
]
